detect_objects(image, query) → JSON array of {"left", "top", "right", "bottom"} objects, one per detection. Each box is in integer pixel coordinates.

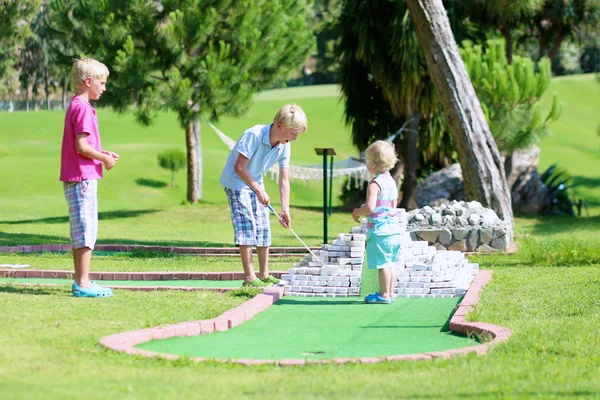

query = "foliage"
[
  {"left": 520, "top": 237, "right": 600, "bottom": 266},
  {"left": 461, "top": 39, "right": 561, "bottom": 154},
  {"left": 539, "top": 163, "right": 587, "bottom": 216},
  {"left": 0, "top": 0, "right": 41, "bottom": 98},
  {"left": 157, "top": 148, "right": 186, "bottom": 188}
]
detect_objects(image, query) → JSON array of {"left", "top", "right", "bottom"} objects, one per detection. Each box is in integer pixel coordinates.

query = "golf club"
[{"left": 266, "top": 204, "right": 326, "bottom": 267}]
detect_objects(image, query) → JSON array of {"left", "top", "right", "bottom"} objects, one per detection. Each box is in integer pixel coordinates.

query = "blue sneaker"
[
  {"left": 364, "top": 292, "right": 392, "bottom": 304},
  {"left": 72, "top": 282, "right": 113, "bottom": 298},
  {"left": 372, "top": 291, "right": 396, "bottom": 302}
]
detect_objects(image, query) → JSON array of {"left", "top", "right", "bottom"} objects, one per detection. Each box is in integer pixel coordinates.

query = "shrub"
[{"left": 157, "top": 149, "right": 186, "bottom": 188}]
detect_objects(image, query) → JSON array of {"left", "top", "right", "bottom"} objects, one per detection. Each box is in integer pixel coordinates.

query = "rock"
[
  {"left": 466, "top": 231, "right": 479, "bottom": 252},
  {"left": 491, "top": 236, "right": 507, "bottom": 250},
  {"left": 416, "top": 163, "right": 466, "bottom": 207},
  {"left": 476, "top": 243, "right": 496, "bottom": 253},
  {"left": 438, "top": 229, "right": 453, "bottom": 246},
  {"left": 417, "top": 230, "right": 440, "bottom": 243},
  {"left": 479, "top": 228, "right": 494, "bottom": 245},
  {"left": 511, "top": 169, "right": 551, "bottom": 214},
  {"left": 452, "top": 228, "right": 470, "bottom": 241},
  {"left": 448, "top": 240, "right": 466, "bottom": 251}
]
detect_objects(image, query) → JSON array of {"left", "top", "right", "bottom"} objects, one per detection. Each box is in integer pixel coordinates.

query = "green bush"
[
  {"left": 521, "top": 237, "right": 600, "bottom": 266},
  {"left": 157, "top": 148, "right": 186, "bottom": 188}
]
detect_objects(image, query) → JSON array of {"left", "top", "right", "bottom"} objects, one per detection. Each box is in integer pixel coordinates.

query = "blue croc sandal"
[
  {"left": 72, "top": 282, "right": 113, "bottom": 298},
  {"left": 364, "top": 292, "right": 392, "bottom": 304}
]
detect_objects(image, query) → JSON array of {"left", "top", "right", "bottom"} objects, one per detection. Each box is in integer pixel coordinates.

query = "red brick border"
[
  {"left": 0, "top": 269, "right": 284, "bottom": 281},
  {"left": 98, "top": 270, "right": 511, "bottom": 366}
]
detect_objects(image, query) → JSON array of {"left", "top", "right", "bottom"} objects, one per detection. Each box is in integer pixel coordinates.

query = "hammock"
[{"left": 208, "top": 120, "right": 414, "bottom": 190}]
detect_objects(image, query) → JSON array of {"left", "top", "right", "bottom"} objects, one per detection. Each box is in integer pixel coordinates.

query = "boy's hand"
[
  {"left": 102, "top": 150, "right": 120, "bottom": 160},
  {"left": 279, "top": 210, "right": 291, "bottom": 228},
  {"left": 103, "top": 154, "right": 117, "bottom": 171},
  {"left": 256, "top": 189, "right": 270, "bottom": 207},
  {"left": 352, "top": 209, "right": 362, "bottom": 224}
]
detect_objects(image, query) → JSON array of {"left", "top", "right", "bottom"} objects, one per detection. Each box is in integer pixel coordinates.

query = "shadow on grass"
[
  {"left": 0, "top": 285, "right": 56, "bottom": 296},
  {"left": 0, "top": 232, "right": 69, "bottom": 246},
  {"left": 0, "top": 209, "right": 162, "bottom": 225},
  {"left": 573, "top": 176, "right": 600, "bottom": 190},
  {"left": 0, "top": 231, "right": 228, "bottom": 248},
  {"left": 135, "top": 178, "right": 167, "bottom": 188}
]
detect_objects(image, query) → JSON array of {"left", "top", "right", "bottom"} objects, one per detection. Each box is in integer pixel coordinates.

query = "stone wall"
[{"left": 407, "top": 200, "right": 511, "bottom": 252}]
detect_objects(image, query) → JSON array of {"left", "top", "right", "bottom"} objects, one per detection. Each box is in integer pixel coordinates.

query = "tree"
[
  {"left": 158, "top": 148, "right": 186, "bottom": 188},
  {"left": 405, "top": 0, "right": 514, "bottom": 236},
  {"left": 0, "top": 0, "right": 41, "bottom": 99},
  {"left": 531, "top": 0, "right": 600, "bottom": 65},
  {"left": 336, "top": 0, "right": 440, "bottom": 210},
  {"left": 456, "top": 0, "right": 543, "bottom": 64},
  {"left": 461, "top": 39, "right": 560, "bottom": 155},
  {"left": 48, "top": 0, "right": 314, "bottom": 203}
]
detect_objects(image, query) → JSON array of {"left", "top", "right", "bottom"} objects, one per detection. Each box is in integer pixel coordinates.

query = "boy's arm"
[
  {"left": 75, "top": 133, "right": 117, "bottom": 170},
  {"left": 234, "top": 153, "right": 270, "bottom": 206},
  {"left": 352, "top": 181, "right": 380, "bottom": 223},
  {"left": 278, "top": 167, "right": 291, "bottom": 228}
]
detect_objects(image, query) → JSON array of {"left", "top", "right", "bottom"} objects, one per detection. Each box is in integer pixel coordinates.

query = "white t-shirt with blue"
[{"left": 219, "top": 124, "right": 291, "bottom": 191}]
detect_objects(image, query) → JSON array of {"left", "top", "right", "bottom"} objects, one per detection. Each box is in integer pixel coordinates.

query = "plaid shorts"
[
  {"left": 224, "top": 188, "right": 271, "bottom": 247},
  {"left": 63, "top": 180, "right": 98, "bottom": 250}
]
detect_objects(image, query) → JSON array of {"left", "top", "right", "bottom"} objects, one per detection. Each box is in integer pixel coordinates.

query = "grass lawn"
[{"left": 0, "top": 75, "right": 599, "bottom": 398}]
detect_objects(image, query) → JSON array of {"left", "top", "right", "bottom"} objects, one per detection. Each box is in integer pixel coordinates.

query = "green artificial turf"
[{"left": 138, "top": 296, "right": 476, "bottom": 360}]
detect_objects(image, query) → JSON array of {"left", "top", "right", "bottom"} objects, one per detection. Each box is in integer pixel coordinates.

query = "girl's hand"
[{"left": 352, "top": 209, "right": 362, "bottom": 224}]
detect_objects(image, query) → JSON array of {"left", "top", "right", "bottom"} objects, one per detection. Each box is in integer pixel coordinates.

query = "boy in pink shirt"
[{"left": 60, "top": 58, "right": 119, "bottom": 298}]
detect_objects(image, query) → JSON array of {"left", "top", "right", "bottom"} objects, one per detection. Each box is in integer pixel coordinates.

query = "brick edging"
[
  {"left": 0, "top": 244, "right": 317, "bottom": 256},
  {"left": 98, "top": 270, "right": 511, "bottom": 365},
  {"left": 0, "top": 269, "right": 285, "bottom": 281}
]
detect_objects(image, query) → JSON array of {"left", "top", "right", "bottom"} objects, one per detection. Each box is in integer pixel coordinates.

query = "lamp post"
[{"left": 314, "top": 148, "right": 336, "bottom": 244}]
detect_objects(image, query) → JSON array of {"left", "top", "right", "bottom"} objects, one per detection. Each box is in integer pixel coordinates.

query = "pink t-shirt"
[{"left": 60, "top": 96, "right": 103, "bottom": 182}]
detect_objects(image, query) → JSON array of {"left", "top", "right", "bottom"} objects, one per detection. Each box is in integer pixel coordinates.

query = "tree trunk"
[
  {"left": 548, "top": 29, "right": 565, "bottom": 62},
  {"left": 405, "top": 0, "right": 514, "bottom": 239},
  {"left": 62, "top": 77, "right": 68, "bottom": 109},
  {"left": 399, "top": 115, "right": 420, "bottom": 210},
  {"left": 499, "top": 25, "right": 513, "bottom": 64},
  {"left": 45, "top": 70, "right": 50, "bottom": 110},
  {"left": 25, "top": 85, "right": 30, "bottom": 112},
  {"left": 185, "top": 103, "right": 202, "bottom": 204}
]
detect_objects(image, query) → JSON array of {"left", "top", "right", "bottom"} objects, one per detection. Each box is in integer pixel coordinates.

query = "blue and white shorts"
[
  {"left": 366, "top": 234, "right": 401, "bottom": 270},
  {"left": 224, "top": 188, "right": 271, "bottom": 247},
  {"left": 63, "top": 180, "right": 98, "bottom": 250}
]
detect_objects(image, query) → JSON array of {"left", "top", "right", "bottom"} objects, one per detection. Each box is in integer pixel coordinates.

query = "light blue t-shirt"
[{"left": 219, "top": 124, "right": 291, "bottom": 191}]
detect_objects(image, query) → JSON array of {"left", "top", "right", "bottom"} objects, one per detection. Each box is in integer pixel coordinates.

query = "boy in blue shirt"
[{"left": 220, "top": 104, "right": 308, "bottom": 287}]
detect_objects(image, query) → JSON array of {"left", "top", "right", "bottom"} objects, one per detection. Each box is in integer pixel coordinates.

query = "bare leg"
[
  {"left": 256, "top": 246, "right": 269, "bottom": 280},
  {"left": 379, "top": 268, "right": 392, "bottom": 299},
  {"left": 73, "top": 247, "right": 92, "bottom": 288},
  {"left": 239, "top": 245, "right": 257, "bottom": 284},
  {"left": 388, "top": 270, "right": 397, "bottom": 298}
]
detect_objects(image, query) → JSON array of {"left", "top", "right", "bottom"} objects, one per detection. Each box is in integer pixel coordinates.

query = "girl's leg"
[
  {"left": 379, "top": 268, "right": 391, "bottom": 299},
  {"left": 388, "top": 270, "right": 397, "bottom": 298}
]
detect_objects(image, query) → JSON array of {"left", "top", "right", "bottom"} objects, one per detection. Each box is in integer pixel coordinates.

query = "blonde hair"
[
  {"left": 273, "top": 104, "right": 308, "bottom": 132},
  {"left": 71, "top": 58, "right": 109, "bottom": 90},
  {"left": 365, "top": 140, "right": 398, "bottom": 173}
]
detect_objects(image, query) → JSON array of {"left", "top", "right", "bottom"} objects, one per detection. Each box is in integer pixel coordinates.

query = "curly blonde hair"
[
  {"left": 273, "top": 103, "right": 308, "bottom": 132},
  {"left": 365, "top": 140, "right": 398, "bottom": 173},
  {"left": 71, "top": 58, "right": 109, "bottom": 90}
]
